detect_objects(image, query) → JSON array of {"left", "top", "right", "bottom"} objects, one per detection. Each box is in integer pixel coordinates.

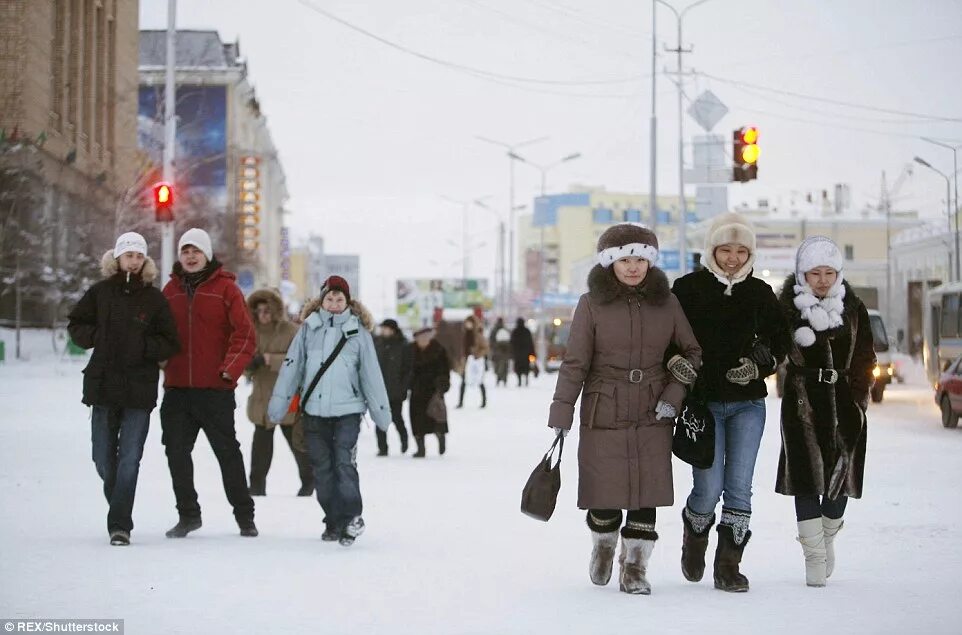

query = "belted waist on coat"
[
  {"left": 786, "top": 363, "right": 851, "bottom": 385},
  {"left": 590, "top": 364, "right": 666, "bottom": 385}
]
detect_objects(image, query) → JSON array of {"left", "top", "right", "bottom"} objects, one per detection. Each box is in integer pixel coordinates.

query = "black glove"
[
  {"left": 748, "top": 340, "right": 775, "bottom": 374},
  {"left": 245, "top": 354, "right": 266, "bottom": 373}
]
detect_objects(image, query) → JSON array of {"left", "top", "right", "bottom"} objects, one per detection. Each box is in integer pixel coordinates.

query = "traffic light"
[
  {"left": 733, "top": 126, "right": 759, "bottom": 182},
  {"left": 153, "top": 181, "right": 174, "bottom": 222}
]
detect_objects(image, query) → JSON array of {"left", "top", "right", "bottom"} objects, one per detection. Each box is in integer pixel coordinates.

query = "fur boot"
[
  {"left": 618, "top": 537, "right": 656, "bottom": 595},
  {"left": 589, "top": 530, "right": 619, "bottom": 586},
  {"left": 796, "top": 518, "right": 827, "bottom": 587},
  {"left": 822, "top": 517, "right": 844, "bottom": 578},
  {"left": 713, "top": 525, "right": 751, "bottom": 592},
  {"left": 681, "top": 508, "right": 715, "bottom": 582}
]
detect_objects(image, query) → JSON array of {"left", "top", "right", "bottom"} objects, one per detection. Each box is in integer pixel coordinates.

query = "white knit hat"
[
  {"left": 795, "top": 236, "right": 843, "bottom": 282},
  {"left": 178, "top": 228, "right": 213, "bottom": 261},
  {"left": 113, "top": 232, "right": 147, "bottom": 259}
]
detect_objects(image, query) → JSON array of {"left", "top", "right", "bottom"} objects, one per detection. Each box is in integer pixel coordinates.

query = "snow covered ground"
[{"left": 2, "top": 328, "right": 961, "bottom": 634}]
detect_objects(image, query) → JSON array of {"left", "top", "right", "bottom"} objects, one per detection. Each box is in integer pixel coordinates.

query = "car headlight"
[{"left": 872, "top": 366, "right": 881, "bottom": 378}]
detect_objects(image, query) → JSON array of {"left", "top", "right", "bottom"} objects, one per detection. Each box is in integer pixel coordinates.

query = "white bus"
[{"left": 923, "top": 282, "right": 962, "bottom": 385}]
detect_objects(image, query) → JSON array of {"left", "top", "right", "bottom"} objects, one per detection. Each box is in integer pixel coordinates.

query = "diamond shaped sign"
[{"left": 687, "top": 90, "right": 728, "bottom": 132}]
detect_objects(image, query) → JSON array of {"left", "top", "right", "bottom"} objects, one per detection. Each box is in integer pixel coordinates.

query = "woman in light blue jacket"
[{"left": 268, "top": 276, "right": 391, "bottom": 546}]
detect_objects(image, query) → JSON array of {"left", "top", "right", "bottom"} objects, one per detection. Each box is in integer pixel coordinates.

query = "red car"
[{"left": 934, "top": 355, "right": 962, "bottom": 428}]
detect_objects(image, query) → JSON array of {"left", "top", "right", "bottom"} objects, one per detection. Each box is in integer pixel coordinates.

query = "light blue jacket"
[{"left": 267, "top": 304, "right": 392, "bottom": 430}]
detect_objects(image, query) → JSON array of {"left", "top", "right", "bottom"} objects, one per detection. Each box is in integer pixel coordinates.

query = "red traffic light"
[
  {"left": 152, "top": 181, "right": 174, "bottom": 222},
  {"left": 740, "top": 126, "right": 759, "bottom": 145}
]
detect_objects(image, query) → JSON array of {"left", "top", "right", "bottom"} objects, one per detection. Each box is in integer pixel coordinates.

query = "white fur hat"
[
  {"left": 704, "top": 212, "right": 756, "bottom": 278},
  {"left": 178, "top": 228, "right": 213, "bottom": 262},
  {"left": 113, "top": 232, "right": 147, "bottom": 259},
  {"left": 795, "top": 236, "right": 843, "bottom": 282}
]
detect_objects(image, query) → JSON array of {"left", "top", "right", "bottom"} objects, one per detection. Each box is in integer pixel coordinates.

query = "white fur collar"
[
  {"left": 707, "top": 262, "right": 753, "bottom": 296},
  {"left": 792, "top": 275, "right": 845, "bottom": 346}
]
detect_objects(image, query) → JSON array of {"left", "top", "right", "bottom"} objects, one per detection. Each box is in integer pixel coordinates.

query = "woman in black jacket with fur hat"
[
  {"left": 672, "top": 213, "right": 790, "bottom": 593},
  {"left": 778, "top": 236, "right": 875, "bottom": 588}
]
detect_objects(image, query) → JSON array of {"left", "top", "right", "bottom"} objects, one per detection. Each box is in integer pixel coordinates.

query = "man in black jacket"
[
  {"left": 373, "top": 319, "right": 412, "bottom": 455},
  {"left": 68, "top": 232, "right": 179, "bottom": 546}
]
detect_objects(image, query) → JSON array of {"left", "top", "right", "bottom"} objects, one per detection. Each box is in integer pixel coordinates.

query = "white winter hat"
[
  {"left": 178, "top": 228, "right": 213, "bottom": 261},
  {"left": 113, "top": 232, "right": 147, "bottom": 259},
  {"left": 795, "top": 236, "right": 843, "bottom": 282}
]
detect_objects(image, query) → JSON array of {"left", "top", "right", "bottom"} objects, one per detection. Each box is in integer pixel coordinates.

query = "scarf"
[{"left": 792, "top": 275, "right": 846, "bottom": 347}]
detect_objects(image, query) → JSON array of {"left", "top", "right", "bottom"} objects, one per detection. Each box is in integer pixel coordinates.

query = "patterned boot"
[{"left": 681, "top": 507, "right": 715, "bottom": 582}]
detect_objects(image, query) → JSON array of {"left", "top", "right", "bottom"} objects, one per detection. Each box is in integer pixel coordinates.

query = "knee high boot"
[
  {"left": 713, "top": 524, "right": 751, "bottom": 592},
  {"left": 479, "top": 385, "right": 487, "bottom": 408},
  {"left": 796, "top": 518, "right": 827, "bottom": 587},
  {"left": 412, "top": 435, "right": 426, "bottom": 458},
  {"left": 586, "top": 511, "right": 621, "bottom": 586},
  {"left": 681, "top": 507, "right": 715, "bottom": 582},
  {"left": 822, "top": 516, "right": 844, "bottom": 578},
  {"left": 619, "top": 536, "right": 656, "bottom": 595}
]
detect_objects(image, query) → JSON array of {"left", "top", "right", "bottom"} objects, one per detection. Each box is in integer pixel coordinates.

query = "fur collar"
[
  {"left": 587, "top": 264, "right": 671, "bottom": 306},
  {"left": 299, "top": 297, "right": 375, "bottom": 331},
  {"left": 705, "top": 257, "right": 755, "bottom": 296},
  {"left": 100, "top": 250, "right": 158, "bottom": 284},
  {"left": 247, "top": 288, "right": 287, "bottom": 322},
  {"left": 780, "top": 274, "right": 858, "bottom": 347}
]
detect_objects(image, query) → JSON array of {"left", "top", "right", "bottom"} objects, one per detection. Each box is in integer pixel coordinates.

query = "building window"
[
  {"left": 592, "top": 208, "right": 613, "bottom": 224},
  {"left": 624, "top": 209, "right": 641, "bottom": 223},
  {"left": 844, "top": 244, "right": 854, "bottom": 260}
]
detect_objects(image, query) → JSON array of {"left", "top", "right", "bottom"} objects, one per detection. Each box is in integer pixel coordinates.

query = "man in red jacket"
[{"left": 160, "top": 228, "right": 258, "bottom": 538}]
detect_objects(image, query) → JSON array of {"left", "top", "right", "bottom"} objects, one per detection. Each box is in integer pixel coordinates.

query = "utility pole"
[
  {"left": 922, "top": 138, "right": 961, "bottom": 282},
  {"left": 649, "top": 1, "right": 658, "bottom": 230},
  {"left": 161, "top": 0, "right": 177, "bottom": 288}
]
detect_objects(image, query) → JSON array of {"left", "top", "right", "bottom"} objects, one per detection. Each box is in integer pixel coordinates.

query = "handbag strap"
[
  {"left": 544, "top": 435, "right": 564, "bottom": 468},
  {"left": 298, "top": 334, "right": 348, "bottom": 414}
]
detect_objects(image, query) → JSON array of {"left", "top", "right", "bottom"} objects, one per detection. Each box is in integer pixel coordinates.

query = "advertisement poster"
[{"left": 396, "top": 279, "right": 492, "bottom": 330}]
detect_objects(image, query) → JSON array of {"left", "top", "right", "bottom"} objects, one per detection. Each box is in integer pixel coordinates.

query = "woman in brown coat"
[
  {"left": 548, "top": 224, "right": 702, "bottom": 595},
  {"left": 245, "top": 289, "right": 313, "bottom": 497},
  {"left": 456, "top": 314, "right": 489, "bottom": 409}
]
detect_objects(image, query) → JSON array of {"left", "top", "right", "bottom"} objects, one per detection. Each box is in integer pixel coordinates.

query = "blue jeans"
[
  {"left": 302, "top": 414, "right": 362, "bottom": 530},
  {"left": 91, "top": 406, "right": 150, "bottom": 533},
  {"left": 687, "top": 399, "right": 766, "bottom": 515}
]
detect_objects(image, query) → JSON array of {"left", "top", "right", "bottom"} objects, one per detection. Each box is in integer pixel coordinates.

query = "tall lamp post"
[
  {"left": 440, "top": 195, "right": 492, "bottom": 298},
  {"left": 160, "top": 0, "right": 178, "bottom": 288},
  {"left": 914, "top": 156, "right": 956, "bottom": 281},
  {"left": 655, "top": 0, "right": 714, "bottom": 276},
  {"left": 476, "top": 135, "right": 548, "bottom": 317},
  {"left": 922, "top": 138, "right": 961, "bottom": 282}
]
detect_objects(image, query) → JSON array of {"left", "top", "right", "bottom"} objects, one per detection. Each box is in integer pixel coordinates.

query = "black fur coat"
[{"left": 776, "top": 275, "right": 876, "bottom": 499}]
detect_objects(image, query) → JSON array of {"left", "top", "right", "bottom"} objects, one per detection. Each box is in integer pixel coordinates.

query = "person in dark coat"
[
  {"left": 67, "top": 232, "right": 180, "bottom": 546},
  {"left": 778, "top": 236, "right": 875, "bottom": 588},
  {"left": 489, "top": 317, "right": 512, "bottom": 387},
  {"left": 547, "top": 224, "right": 702, "bottom": 595},
  {"left": 409, "top": 327, "right": 451, "bottom": 457},
  {"left": 671, "top": 213, "right": 790, "bottom": 593},
  {"left": 511, "top": 317, "right": 536, "bottom": 386},
  {"left": 374, "top": 318, "right": 413, "bottom": 456}
]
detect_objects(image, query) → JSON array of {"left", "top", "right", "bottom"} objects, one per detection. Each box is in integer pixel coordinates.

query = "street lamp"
[
  {"left": 476, "top": 135, "right": 549, "bottom": 317},
  {"left": 654, "top": 0, "right": 716, "bottom": 276},
  {"left": 922, "top": 138, "right": 961, "bottom": 282},
  {"left": 914, "top": 156, "right": 957, "bottom": 281},
  {"left": 440, "top": 195, "right": 492, "bottom": 284}
]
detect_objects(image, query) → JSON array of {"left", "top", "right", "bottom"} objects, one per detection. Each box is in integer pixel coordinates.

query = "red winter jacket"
[{"left": 162, "top": 266, "right": 255, "bottom": 390}]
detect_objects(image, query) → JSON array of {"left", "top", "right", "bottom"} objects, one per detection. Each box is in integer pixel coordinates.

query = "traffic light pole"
[{"left": 160, "top": 0, "right": 177, "bottom": 289}]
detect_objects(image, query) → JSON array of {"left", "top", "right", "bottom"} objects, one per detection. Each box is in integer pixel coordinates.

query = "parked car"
[{"left": 934, "top": 354, "right": 962, "bottom": 428}]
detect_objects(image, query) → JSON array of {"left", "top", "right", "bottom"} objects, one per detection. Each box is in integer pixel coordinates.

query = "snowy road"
[{"left": 2, "top": 344, "right": 961, "bottom": 634}]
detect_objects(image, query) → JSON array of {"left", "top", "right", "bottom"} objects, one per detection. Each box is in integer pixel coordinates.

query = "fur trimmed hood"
[
  {"left": 246, "top": 288, "right": 286, "bottom": 322},
  {"left": 100, "top": 250, "right": 158, "bottom": 284},
  {"left": 299, "top": 296, "right": 375, "bottom": 331},
  {"left": 587, "top": 264, "right": 671, "bottom": 305}
]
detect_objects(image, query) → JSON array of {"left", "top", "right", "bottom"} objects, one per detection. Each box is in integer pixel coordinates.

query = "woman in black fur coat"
[
  {"left": 777, "top": 236, "right": 876, "bottom": 588},
  {"left": 409, "top": 327, "right": 451, "bottom": 457}
]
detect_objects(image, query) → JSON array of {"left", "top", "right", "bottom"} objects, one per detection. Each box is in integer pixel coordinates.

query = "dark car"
[{"left": 934, "top": 355, "right": 962, "bottom": 428}]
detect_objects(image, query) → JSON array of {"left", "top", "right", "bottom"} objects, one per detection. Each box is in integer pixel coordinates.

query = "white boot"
[
  {"left": 822, "top": 517, "right": 844, "bottom": 578},
  {"left": 796, "top": 519, "right": 827, "bottom": 587},
  {"left": 619, "top": 537, "right": 656, "bottom": 595},
  {"left": 589, "top": 530, "right": 619, "bottom": 586}
]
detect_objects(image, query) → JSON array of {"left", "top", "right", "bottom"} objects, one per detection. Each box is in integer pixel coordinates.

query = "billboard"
[{"left": 396, "top": 279, "right": 492, "bottom": 330}]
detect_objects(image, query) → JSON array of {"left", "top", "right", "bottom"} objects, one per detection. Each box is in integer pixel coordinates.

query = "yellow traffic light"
[{"left": 741, "top": 144, "right": 760, "bottom": 165}]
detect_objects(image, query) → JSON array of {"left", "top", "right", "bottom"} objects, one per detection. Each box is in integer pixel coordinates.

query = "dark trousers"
[
  {"left": 376, "top": 399, "right": 409, "bottom": 452},
  {"left": 160, "top": 388, "right": 255, "bottom": 523},
  {"left": 249, "top": 424, "right": 313, "bottom": 491},
  {"left": 303, "top": 413, "right": 363, "bottom": 530},
  {"left": 457, "top": 377, "right": 487, "bottom": 407},
  {"left": 794, "top": 495, "right": 848, "bottom": 521},
  {"left": 91, "top": 406, "right": 150, "bottom": 533}
]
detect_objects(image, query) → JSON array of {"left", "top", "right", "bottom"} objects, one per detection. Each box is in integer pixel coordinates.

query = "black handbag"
[
  {"left": 426, "top": 391, "right": 447, "bottom": 424},
  {"left": 672, "top": 381, "right": 715, "bottom": 470},
  {"left": 520, "top": 435, "right": 564, "bottom": 522}
]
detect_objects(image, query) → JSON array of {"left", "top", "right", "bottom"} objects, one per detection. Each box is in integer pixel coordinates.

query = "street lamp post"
[
  {"left": 655, "top": 0, "right": 714, "bottom": 277},
  {"left": 914, "top": 156, "right": 956, "bottom": 281},
  {"left": 441, "top": 195, "right": 491, "bottom": 296},
  {"left": 922, "top": 138, "right": 961, "bottom": 282},
  {"left": 161, "top": 0, "right": 178, "bottom": 288}
]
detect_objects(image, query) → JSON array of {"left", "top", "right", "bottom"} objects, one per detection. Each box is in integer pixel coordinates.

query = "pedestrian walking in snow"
[
  {"left": 374, "top": 318, "right": 413, "bottom": 456},
  {"left": 409, "top": 326, "right": 451, "bottom": 457},
  {"left": 267, "top": 276, "right": 392, "bottom": 546},
  {"left": 455, "top": 314, "right": 488, "bottom": 408},
  {"left": 489, "top": 317, "right": 512, "bottom": 387},
  {"left": 672, "top": 213, "right": 791, "bottom": 592},
  {"left": 245, "top": 288, "right": 313, "bottom": 497},
  {"left": 67, "top": 232, "right": 179, "bottom": 546},
  {"left": 511, "top": 317, "right": 536, "bottom": 386},
  {"left": 778, "top": 236, "right": 875, "bottom": 587},
  {"left": 547, "top": 224, "right": 702, "bottom": 595},
  {"left": 160, "top": 228, "right": 258, "bottom": 539}
]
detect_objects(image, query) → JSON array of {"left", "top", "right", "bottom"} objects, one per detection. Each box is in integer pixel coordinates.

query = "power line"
[
  {"left": 294, "top": 0, "right": 646, "bottom": 86},
  {"left": 698, "top": 71, "right": 962, "bottom": 123},
  {"left": 516, "top": 0, "right": 650, "bottom": 40}
]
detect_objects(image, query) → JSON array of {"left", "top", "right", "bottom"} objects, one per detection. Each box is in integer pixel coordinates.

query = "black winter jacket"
[
  {"left": 672, "top": 268, "right": 790, "bottom": 402},
  {"left": 375, "top": 332, "right": 413, "bottom": 402},
  {"left": 67, "top": 254, "right": 180, "bottom": 410}
]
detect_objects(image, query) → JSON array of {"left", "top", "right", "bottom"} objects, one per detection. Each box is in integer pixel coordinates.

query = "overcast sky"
[{"left": 139, "top": 0, "right": 962, "bottom": 315}]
